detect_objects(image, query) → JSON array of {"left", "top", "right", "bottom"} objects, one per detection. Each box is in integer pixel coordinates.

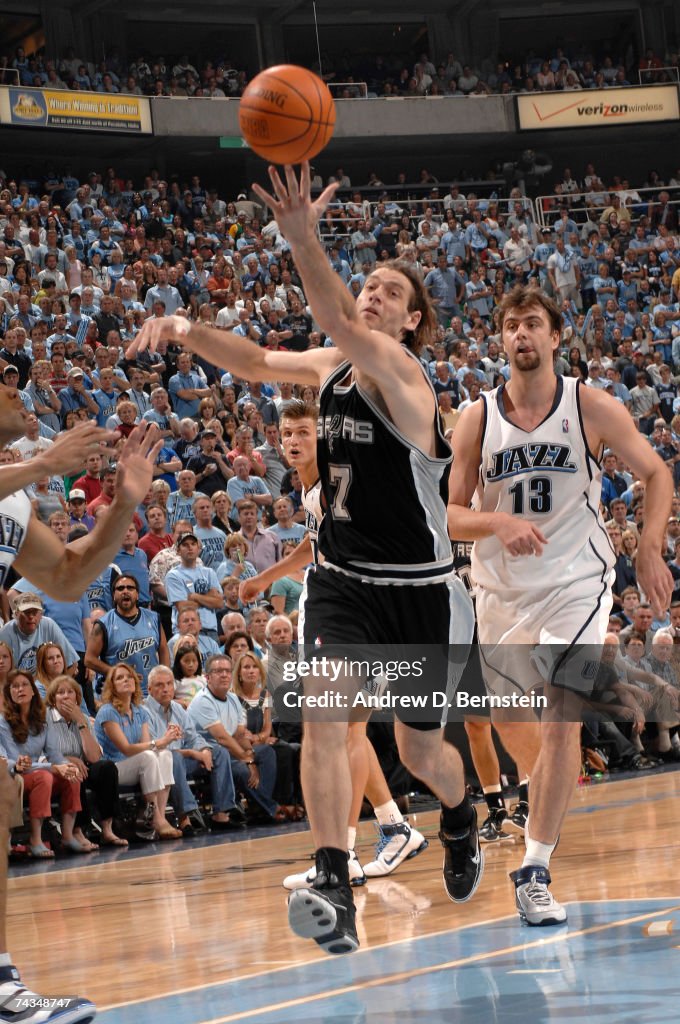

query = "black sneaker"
[
  {"left": 439, "top": 805, "right": 484, "bottom": 903},
  {"left": 288, "top": 851, "right": 359, "bottom": 955},
  {"left": 506, "top": 801, "right": 529, "bottom": 833},
  {"left": 0, "top": 965, "right": 96, "bottom": 1023},
  {"left": 479, "top": 807, "right": 513, "bottom": 844}
]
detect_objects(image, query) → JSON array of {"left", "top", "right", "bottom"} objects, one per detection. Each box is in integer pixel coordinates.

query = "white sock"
[
  {"left": 0, "top": 953, "right": 12, "bottom": 967},
  {"left": 522, "top": 830, "right": 557, "bottom": 870},
  {"left": 347, "top": 826, "right": 357, "bottom": 851},
  {"left": 374, "top": 800, "right": 404, "bottom": 826}
]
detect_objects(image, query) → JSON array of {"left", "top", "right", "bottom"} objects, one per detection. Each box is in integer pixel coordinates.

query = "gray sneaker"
[{"left": 510, "top": 865, "right": 567, "bottom": 926}]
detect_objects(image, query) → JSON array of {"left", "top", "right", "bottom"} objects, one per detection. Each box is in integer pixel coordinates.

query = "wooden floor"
[{"left": 10, "top": 769, "right": 680, "bottom": 1023}]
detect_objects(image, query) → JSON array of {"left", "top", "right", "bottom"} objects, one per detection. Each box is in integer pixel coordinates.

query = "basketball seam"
[
  {"left": 239, "top": 104, "right": 335, "bottom": 130},
  {"left": 248, "top": 70, "right": 314, "bottom": 117}
]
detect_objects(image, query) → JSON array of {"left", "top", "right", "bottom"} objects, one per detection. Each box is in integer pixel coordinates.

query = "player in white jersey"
[
  {"left": 448, "top": 285, "right": 672, "bottom": 926},
  {"left": 0, "top": 384, "right": 161, "bottom": 1024},
  {"left": 240, "top": 401, "right": 427, "bottom": 884}
]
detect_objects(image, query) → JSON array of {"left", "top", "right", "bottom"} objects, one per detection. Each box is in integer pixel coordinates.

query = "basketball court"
[{"left": 11, "top": 769, "right": 679, "bottom": 1024}]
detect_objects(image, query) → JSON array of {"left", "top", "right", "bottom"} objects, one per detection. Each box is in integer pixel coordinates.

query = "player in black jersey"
[{"left": 130, "top": 163, "right": 478, "bottom": 957}]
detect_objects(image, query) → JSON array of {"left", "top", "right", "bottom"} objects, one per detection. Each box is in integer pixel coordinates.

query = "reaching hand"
[
  {"left": 44, "top": 421, "right": 116, "bottom": 476},
  {"left": 126, "top": 314, "right": 191, "bottom": 357},
  {"left": 239, "top": 577, "right": 263, "bottom": 604},
  {"left": 252, "top": 162, "right": 339, "bottom": 250},
  {"left": 114, "top": 422, "right": 163, "bottom": 507}
]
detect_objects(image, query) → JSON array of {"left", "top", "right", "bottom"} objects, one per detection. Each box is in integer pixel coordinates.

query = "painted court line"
[
  {"left": 97, "top": 896, "right": 679, "bottom": 1013},
  {"left": 187, "top": 902, "right": 680, "bottom": 1024}
]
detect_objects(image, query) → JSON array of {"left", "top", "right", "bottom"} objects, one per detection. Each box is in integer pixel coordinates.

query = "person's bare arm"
[
  {"left": 581, "top": 385, "right": 673, "bottom": 615},
  {"left": 186, "top": 587, "right": 223, "bottom": 610},
  {"left": 128, "top": 316, "right": 341, "bottom": 388},
  {"left": 447, "top": 400, "right": 548, "bottom": 556},
  {"left": 252, "top": 164, "right": 433, "bottom": 394},
  {"left": 0, "top": 422, "right": 116, "bottom": 502},
  {"left": 84, "top": 621, "right": 110, "bottom": 676},
  {"left": 239, "top": 534, "right": 313, "bottom": 604},
  {"left": 13, "top": 424, "right": 163, "bottom": 600}
]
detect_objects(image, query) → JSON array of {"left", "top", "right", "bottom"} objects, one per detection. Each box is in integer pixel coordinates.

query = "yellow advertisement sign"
[
  {"left": 0, "top": 86, "right": 152, "bottom": 133},
  {"left": 517, "top": 85, "right": 679, "bottom": 131}
]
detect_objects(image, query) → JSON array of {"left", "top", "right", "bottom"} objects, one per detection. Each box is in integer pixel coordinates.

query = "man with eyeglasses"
[
  {"left": 187, "top": 654, "right": 278, "bottom": 822},
  {"left": 85, "top": 573, "right": 169, "bottom": 697}
]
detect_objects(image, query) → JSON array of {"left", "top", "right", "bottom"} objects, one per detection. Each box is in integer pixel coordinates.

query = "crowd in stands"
[
  {"left": 0, "top": 47, "right": 248, "bottom": 98},
  {"left": 0, "top": 40, "right": 678, "bottom": 99},
  {"left": 0, "top": 153, "right": 678, "bottom": 856}
]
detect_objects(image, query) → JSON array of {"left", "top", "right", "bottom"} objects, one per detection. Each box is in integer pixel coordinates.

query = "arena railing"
[
  {"left": 532, "top": 184, "right": 680, "bottom": 231},
  {"left": 636, "top": 66, "right": 679, "bottom": 85},
  {"left": 328, "top": 81, "right": 368, "bottom": 99}
]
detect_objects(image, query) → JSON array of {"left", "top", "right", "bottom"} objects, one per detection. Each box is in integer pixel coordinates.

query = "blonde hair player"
[{"left": 239, "top": 400, "right": 428, "bottom": 885}]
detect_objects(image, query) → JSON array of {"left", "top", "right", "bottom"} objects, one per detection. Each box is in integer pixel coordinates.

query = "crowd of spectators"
[
  {"left": 0, "top": 153, "right": 678, "bottom": 855},
  {"left": 1, "top": 40, "right": 678, "bottom": 99},
  {"left": 0, "top": 47, "right": 248, "bottom": 98}
]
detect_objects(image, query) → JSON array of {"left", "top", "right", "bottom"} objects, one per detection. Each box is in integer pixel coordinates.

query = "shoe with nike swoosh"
[
  {"left": 439, "top": 805, "right": 484, "bottom": 903},
  {"left": 363, "top": 821, "right": 428, "bottom": 878}
]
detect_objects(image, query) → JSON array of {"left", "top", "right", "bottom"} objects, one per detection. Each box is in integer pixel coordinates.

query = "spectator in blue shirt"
[{"left": 168, "top": 351, "right": 212, "bottom": 419}]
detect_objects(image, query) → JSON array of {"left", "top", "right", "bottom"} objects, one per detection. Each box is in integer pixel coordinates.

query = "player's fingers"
[
  {"left": 300, "top": 160, "right": 310, "bottom": 196},
  {"left": 313, "top": 182, "right": 340, "bottom": 216},
  {"left": 284, "top": 164, "right": 300, "bottom": 200},
  {"left": 268, "top": 165, "right": 289, "bottom": 203},
  {"left": 532, "top": 526, "right": 549, "bottom": 544},
  {"left": 252, "top": 182, "right": 278, "bottom": 210}
]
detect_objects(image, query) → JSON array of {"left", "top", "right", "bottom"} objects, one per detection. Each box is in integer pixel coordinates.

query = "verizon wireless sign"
[{"left": 517, "top": 85, "right": 679, "bottom": 130}]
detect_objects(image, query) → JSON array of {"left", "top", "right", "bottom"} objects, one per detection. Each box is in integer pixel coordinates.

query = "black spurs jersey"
[{"left": 316, "top": 355, "right": 453, "bottom": 584}]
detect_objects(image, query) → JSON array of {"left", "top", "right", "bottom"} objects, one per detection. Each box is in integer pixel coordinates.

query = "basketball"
[{"left": 239, "top": 64, "right": 336, "bottom": 165}]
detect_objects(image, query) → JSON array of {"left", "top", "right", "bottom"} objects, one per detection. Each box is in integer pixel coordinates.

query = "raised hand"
[
  {"left": 252, "top": 162, "right": 339, "bottom": 250},
  {"left": 114, "top": 422, "right": 163, "bottom": 506},
  {"left": 126, "top": 313, "right": 191, "bottom": 357},
  {"left": 43, "top": 421, "right": 117, "bottom": 476}
]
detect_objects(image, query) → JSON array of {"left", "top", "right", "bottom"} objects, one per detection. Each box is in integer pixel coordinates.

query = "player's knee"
[{"left": 464, "top": 718, "right": 490, "bottom": 739}]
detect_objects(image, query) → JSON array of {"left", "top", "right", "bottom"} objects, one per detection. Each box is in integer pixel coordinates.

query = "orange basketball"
[{"left": 239, "top": 65, "right": 336, "bottom": 165}]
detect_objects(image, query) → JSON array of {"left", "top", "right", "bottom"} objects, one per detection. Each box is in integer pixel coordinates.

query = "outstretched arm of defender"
[
  {"left": 127, "top": 314, "right": 338, "bottom": 388},
  {"left": 239, "top": 535, "right": 313, "bottom": 604},
  {"left": 447, "top": 402, "right": 548, "bottom": 556}
]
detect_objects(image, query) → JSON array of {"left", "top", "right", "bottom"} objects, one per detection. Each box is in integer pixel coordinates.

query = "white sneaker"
[
  {"left": 510, "top": 866, "right": 567, "bottom": 926},
  {"left": 363, "top": 821, "right": 428, "bottom": 878},
  {"left": 283, "top": 849, "right": 366, "bottom": 890},
  {"left": 0, "top": 966, "right": 96, "bottom": 1023}
]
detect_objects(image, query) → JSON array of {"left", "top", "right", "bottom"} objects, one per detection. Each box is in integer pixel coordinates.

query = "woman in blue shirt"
[
  {"left": 0, "top": 670, "right": 81, "bottom": 858},
  {"left": 94, "top": 663, "right": 182, "bottom": 840}
]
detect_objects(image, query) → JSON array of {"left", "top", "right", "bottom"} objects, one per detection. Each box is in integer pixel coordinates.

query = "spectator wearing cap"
[
  {"left": 165, "top": 533, "right": 223, "bottom": 639},
  {"left": 58, "top": 367, "right": 98, "bottom": 424},
  {"left": 67, "top": 489, "right": 95, "bottom": 532},
  {"left": 1, "top": 366, "right": 32, "bottom": 412},
  {"left": 186, "top": 428, "right": 233, "bottom": 497},
  {"left": 0, "top": 593, "right": 78, "bottom": 676}
]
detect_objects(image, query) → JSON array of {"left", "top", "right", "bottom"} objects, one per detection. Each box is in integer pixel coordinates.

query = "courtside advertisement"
[
  {"left": 0, "top": 86, "right": 152, "bottom": 133},
  {"left": 516, "top": 84, "right": 679, "bottom": 130}
]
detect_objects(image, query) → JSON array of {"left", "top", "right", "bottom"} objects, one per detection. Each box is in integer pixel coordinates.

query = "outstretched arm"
[
  {"left": 252, "top": 163, "right": 430, "bottom": 388},
  {"left": 127, "top": 314, "right": 339, "bottom": 388},
  {"left": 0, "top": 422, "right": 116, "bottom": 502},
  {"left": 239, "top": 535, "right": 313, "bottom": 604},
  {"left": 14, "top": 423, "right": 163, "bottom": 600}
]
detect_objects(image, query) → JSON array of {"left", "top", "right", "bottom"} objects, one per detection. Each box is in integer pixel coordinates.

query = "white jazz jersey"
[
  {"left": 0, "top": 490, "right": 31, "bottom": 588},
  {"left": 301, "top": 479, "right": 323, "bottom": 565},
  {"left": 471, "top": 375, "right": 615, "bottom": 593}
]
